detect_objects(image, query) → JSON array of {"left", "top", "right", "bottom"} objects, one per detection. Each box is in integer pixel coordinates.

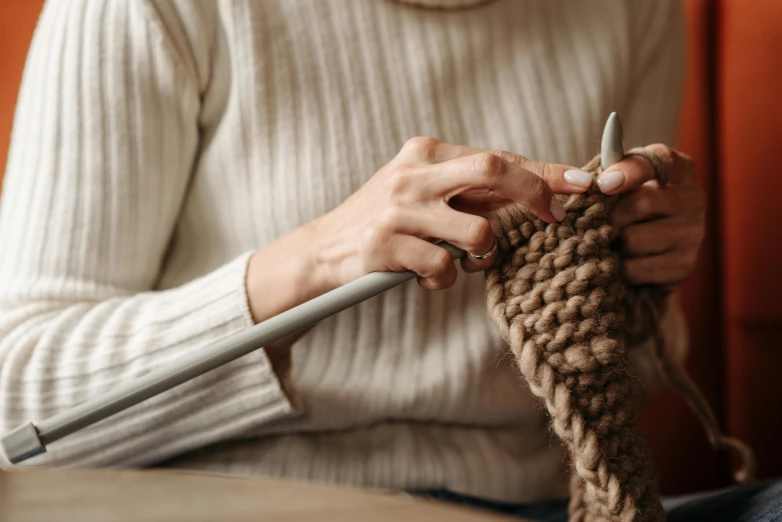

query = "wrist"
[
  {"left": 300, "top": 212, "right": 361, "bottom": 289},
  {"left": 245, "top": 223, "right": 335, "bottom": 324}
]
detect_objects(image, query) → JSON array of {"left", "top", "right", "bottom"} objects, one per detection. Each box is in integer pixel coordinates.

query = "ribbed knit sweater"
[{"left": 0, "top": 0, "right": 687, "bottom": 503}]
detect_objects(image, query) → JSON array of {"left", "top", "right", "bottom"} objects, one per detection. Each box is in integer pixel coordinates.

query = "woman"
[{"left": 1, "top": 0, "right": 778, "bottom": 520}]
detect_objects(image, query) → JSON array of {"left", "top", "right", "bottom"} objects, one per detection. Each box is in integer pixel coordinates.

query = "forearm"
[{"left": 0, "top": 254, "right": 297, "bottom": 468}]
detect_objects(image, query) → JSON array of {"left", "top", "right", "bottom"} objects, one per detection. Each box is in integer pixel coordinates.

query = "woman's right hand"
[
  {"left": 304, "top": 137, "right": 592, "bottom": 291},
  {"left": 244, "top": 136, "right": 592, "bottom": 357}
]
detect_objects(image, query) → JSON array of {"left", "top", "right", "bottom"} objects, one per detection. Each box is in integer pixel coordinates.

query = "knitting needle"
[
  {"left": 2, "top": 114, "right": 626, "bottom": 465},
  {"left": 601, "top": 111, "right": 624, "bottom": 169},
  {"left": 0, "top": 241, "right": 464, "bottom": 464}
]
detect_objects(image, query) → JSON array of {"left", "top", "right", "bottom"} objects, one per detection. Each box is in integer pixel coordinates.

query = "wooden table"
[{"left": 0, "top": 468, "right": 524, "bottom": 521}]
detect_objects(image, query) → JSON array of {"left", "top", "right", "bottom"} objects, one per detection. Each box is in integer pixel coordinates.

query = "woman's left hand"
[{"left": 595, "top": 144, "right": 705, "bottom": 293}]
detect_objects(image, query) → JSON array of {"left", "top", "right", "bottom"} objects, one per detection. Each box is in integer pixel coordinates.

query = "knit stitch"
[{"left": 485, "top": 150, "right": 754, "bottom": 521}]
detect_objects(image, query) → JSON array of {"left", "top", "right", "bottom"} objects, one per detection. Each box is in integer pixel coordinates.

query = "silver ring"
[{"left": 469, "top": 238, "right": 497, "bottom": 260}]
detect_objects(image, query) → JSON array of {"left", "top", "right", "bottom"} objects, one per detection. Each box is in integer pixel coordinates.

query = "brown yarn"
[{"left": 484, "top": 151, "right": 755, "bottom": 521}]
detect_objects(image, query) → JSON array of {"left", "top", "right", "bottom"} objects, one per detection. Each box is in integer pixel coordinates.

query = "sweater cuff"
[{"left": 5, "top": 252, "right": 299, "bottom": 469}]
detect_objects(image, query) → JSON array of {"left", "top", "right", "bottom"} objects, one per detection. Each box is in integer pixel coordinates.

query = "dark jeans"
[{"left": 413, "top": 479, "right": 782, "bottom": 521}]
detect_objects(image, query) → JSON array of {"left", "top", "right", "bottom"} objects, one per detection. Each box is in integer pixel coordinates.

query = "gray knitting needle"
[
  {"left": 0, "top": 241, "right": 463, "bottom": 464},
  {"left": 2, "top": 113, "right": 626, "bottom": 465},
  {"left": 601, "top": 111, "right": 625, "bottom": 170}
]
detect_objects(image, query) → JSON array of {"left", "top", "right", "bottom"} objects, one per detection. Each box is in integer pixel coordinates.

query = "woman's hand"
[
  {"left": 305, "top": 137, "right": 592, "bottom": 291},
  {"left": 597, "top": 144, "right": 705, "bottom": 293}
]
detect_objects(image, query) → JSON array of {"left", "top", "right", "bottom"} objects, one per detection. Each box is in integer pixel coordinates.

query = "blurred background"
[{"left": 1, "top": 0, "right": 780, "bottom": 496}]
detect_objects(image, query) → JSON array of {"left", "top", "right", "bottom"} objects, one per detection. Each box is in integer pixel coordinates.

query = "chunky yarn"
[{"left": 484, "top": 150, "right": 753, "bottom": 521}]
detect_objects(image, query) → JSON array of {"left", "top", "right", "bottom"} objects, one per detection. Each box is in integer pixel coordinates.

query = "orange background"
[
  {"left": 2, "top": 0, "right": 781, "bottom": 495},
  {"left": 640, "top": 0, "right": 782, "bottom": 493},
  {"left": 0, "top": 1, "right": 41, "bottom": 177}
]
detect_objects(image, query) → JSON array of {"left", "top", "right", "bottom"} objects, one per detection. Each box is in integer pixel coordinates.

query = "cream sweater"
[{"left": 0, "top": 0, "right": 686, "bottom": 503}]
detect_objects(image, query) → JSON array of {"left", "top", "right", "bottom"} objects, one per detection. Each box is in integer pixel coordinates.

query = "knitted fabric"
[{"left": 484, "top": 151, "right": 754, "bottom": 521}]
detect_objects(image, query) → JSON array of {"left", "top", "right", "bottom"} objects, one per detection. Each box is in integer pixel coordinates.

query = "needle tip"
[{"left": 601, "top": 112, "right": 624, "bottom": 170}]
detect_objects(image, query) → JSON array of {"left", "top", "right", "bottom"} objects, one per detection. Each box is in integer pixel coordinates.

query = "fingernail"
[
  {"left": 549, "top": 197, "right": 566, "bottom": 221},
  {"left": 597, "top": 170, "right": 625, "bottom": 193},
  {"left": 564, "top": 169, "right": 592, "bottom": 188}
]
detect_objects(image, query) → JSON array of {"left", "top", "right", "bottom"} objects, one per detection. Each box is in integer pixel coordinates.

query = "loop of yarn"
[{"left": 484, "top": 150, "right": 754, "bottom": 521}]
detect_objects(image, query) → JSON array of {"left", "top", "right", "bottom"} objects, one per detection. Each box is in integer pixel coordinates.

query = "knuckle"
[
  {"left": 388, "top": 164, "right": 417, "bottom": 202},
  {"left": 377, "top": 206, "right": 404, "bottom": 230},
  {"left": 403, "top": 136, "right": 441, "bottom": 160},
  {"left": 429, "top": 247, "right": 453, "bottom": 275},
  {"left": 535, "top": 162, "right": 559, "bottom": 184},
  {"left": 360, "top": 226, "right": 389, "bottom": 257},
  {"left": 647, "top": 144, "right": 698, "bottom": 184},
  {"left": 471, "top": 152, "right": 504, "bottom": 181},
  {"left": 631, "top": 189, "right": 656, "bottom": 216},
  {"left": 649, "top": 143, "right": 674, "bottom": 163},
  {"left": 488, "top": 149, "right": 519, "bottom": 165},
  {"left": 525, "top": 176, "right": 550, "bottom": 204},
  {"left": 677, "top": 150, "right": 695, "bottom": 169},
  {"left": 465, "top": 217, "right": 493, "bottom": 251}
]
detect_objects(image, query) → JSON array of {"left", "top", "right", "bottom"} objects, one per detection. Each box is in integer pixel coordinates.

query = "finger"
[
  {"left": 644, "top": 144, "right": 696, "bottom": 184},
  {"left": 426, "top": 147, "right": 592, "bottom": 194},
  {"left": 459, "top": 236, "right": 498, "bottom": 273},
  {"left": 394, "top": 237, "right": 458, "bottom": 290},
  {"left": 460, "top": 252, "right": 497, "bottom": 273},
  {"left": 597, "top": 145, "right": 696, "bottom": 195},
  {"left": 400, "top": 208, "right": 498, "bottom": 272},
  {"left": 377, "top": 206, "right": 496, "bottom": 259},
  {"left": 492, "top": 149, "right": 593, "bottom": 194},
  {"left": 622, "top": 249, "right": 697, "bottom": 287},
  {"left": 611, "top": 184, "right": 706, "bottom": 230},
  {"left": 395, "top": 203, "right": 499, "bottom": 272},
  {"left": 429, "top": 152, "right": 567, "bottom": 223},
  {"left": 596, "top": 154, "right": 657, "bottom": 195},
  {"left": 378, "top": 232, "right": 457, "bottom": 289},
  {"left": 619, "top": 217, "right": 704, "bottom": 258}
]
